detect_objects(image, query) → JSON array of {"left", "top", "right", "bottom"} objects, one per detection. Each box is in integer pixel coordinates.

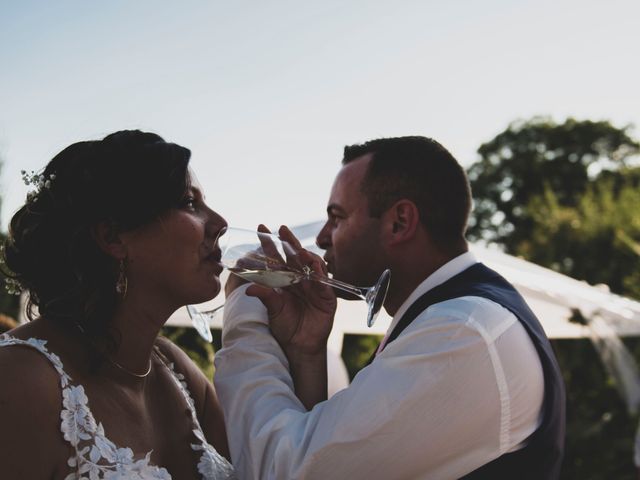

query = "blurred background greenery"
[{"left": 1, "top": 116, "right": 639, "bottom": 479}]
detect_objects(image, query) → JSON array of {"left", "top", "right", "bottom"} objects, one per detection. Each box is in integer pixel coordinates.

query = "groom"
[{"left": 214, "top": 136, "right": 566, "bottom": 479}]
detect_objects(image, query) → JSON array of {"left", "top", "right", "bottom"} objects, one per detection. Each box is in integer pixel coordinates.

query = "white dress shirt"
[{"left": 214, "top": 252, "right": 544, "bottom": 480}]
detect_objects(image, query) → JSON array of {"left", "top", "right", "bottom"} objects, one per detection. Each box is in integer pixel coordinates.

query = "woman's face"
[{"left": 122, "top": 170, "right": 228, "bottom": 310}]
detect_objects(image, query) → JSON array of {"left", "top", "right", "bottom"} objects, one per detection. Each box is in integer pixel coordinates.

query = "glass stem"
[
  {"left": 308, "top": 273, "right": 368, "bottom": 300},
  {"left": 202, "top": 304, "right": 225, "bottom": 317}
]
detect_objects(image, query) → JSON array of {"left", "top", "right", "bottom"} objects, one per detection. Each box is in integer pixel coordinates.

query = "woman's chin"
[
  {"left": 188, "top": 278, "right": 221, "bottom": 305},
  {"left": 203, "top": 279, "right": 222, "bottom": 302}
]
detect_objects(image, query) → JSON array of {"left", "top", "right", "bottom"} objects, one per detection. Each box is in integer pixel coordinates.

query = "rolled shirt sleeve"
[{"left": 214, "top": 285, "right": 544, "bottom": 480}]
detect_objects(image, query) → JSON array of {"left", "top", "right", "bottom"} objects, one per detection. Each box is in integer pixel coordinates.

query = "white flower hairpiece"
[{"left": 21, "top": 169, "right": 56, "bottom": 203}]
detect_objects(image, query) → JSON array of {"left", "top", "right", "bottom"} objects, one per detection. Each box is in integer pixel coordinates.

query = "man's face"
[{"left": 316, "top": 154, "right": 386, "bottom": 289}]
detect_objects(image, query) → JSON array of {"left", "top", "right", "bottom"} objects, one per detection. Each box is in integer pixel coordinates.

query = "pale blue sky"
[{"left": 1, "top": 0, "right": 639, "bottom": 231}]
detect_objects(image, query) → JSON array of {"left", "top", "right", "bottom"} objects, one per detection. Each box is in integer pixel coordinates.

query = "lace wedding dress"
[{"left": 0, "top": 334, "right": 236, "bottom": 480}]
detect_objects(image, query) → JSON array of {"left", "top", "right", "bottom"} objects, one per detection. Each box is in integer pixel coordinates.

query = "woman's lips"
[
  {"left": 206, "top": 255, "right": 224, "bottom": 275},
  {"left": 203, "top": 247, "right": 223, "bottom": 273}
]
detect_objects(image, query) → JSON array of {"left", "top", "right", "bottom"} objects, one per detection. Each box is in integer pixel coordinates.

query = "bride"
[{"left": 0, "top": 130, "right": 235, "bottom": 479}]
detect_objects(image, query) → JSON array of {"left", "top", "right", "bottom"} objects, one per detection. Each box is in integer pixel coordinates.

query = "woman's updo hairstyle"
[{"left": 2, "top": 130, "right": 191, "bottom": 364}]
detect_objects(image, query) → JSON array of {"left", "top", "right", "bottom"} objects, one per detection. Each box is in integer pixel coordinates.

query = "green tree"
[
  {"left": 467, "top": 117, "right": 640, "bottom": 249},
  {"left": 0, "top": 230, "right": 21, "bottom": 320},
  {"left": 553, "top": 338, "right": 640, "bottom": 480},
  {"left": 0, "top": 150, "right": 21, "bottom": 320},
  {"left": 161, "top": 325, "right": 216, "bottom": 379},
  {"left": 468, "top": 117, "right": 640, "bottom": 479},
  {"left": 520, "top": 168, "right": 640, "bottom": 300},
  {"left": 341, "top": 333, "right": 381, "bottom": 380}
]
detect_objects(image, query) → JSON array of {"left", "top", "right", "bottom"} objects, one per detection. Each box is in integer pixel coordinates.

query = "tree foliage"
[
  {"left": 0, "top": 235, "right": 21, "bottom": 320},
  {"left": 467, "top": 117, "right": 640, "bottom": 250},
  {"left": 518, "top": 168, "right": 640, "bottom": 300},
  {"left": 0, "top": 147, "right": 21, "bottom": 322},
  {"left": 161, "top": 325, "right": 216, "bottom": 379},
  {"left": 553, "top": 338, "right": 640, "bottom": 479}
]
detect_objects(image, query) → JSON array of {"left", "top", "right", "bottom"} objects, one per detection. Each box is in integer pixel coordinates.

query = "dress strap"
[
  {"left": 157, "top": 358, "right": 209, "bottom": 447},
  {"left": 0, "top": 334, "right": 73, "bottom": 389},
  {"left": 157, "top": 355, "right": 236, "bottom": 479}
]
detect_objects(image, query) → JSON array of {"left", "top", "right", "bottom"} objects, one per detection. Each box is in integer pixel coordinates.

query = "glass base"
[
  {"left": 366, "top": 268, "right": 391, "bottom": 327},
  {"left": 186, "top": 304, "right": 213, "bottom": 343}
]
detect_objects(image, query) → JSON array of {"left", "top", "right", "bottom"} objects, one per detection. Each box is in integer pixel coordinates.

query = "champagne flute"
[{"left": 187, "top": 227, "right": 391, "bottom": 340}]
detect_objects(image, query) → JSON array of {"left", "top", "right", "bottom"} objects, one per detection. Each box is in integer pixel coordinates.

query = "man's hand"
[
  {"left": 246, "top": 225, "right": 337, "bottom": 356},
  {"left": 246, "top": 225, "right": 337, "bottom": 409},
  {"left": 225, "top": 271, "right": 249, "bottom": 297}
]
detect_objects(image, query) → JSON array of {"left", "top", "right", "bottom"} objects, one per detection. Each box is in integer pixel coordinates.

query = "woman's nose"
[{"left": 206, "top": 207, "right": 227, "bottom": 236}]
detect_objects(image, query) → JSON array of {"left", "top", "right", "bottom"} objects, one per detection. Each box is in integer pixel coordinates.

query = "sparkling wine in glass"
[{"left": 187, "top": 227, "right": 391, "bottom": 340}]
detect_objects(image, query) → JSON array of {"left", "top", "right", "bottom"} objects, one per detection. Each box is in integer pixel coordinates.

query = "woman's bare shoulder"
[
  {"left": 1, "top": 319, "right": 65, "bottom": 377},
  {"left": 0, "top": 330, "right": 68, "bottom": 476},
  {"left": 0, "top": 334, "right": 64, "bottom": 406}
]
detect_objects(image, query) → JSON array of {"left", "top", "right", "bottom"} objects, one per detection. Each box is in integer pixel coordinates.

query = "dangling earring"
[{"left": 116, "top": 259, "right": 128, "bottom": 298}]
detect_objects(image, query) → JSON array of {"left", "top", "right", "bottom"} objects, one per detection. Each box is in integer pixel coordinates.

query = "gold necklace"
[
  {"left": 75, "top": 323, "right": 152, "bottom": 379},
  {"left": 108, "top": 356, "right": 152, "bottom": 378}
]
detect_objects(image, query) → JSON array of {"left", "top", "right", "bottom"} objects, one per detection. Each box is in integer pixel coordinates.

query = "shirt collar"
[{"left": 387, "top": 251, "right": 478, "bottom": 331}]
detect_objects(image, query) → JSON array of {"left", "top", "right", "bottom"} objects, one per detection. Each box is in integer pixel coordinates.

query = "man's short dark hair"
[{"left": 343, "top": 136, "right": 471, "bottom": 252}]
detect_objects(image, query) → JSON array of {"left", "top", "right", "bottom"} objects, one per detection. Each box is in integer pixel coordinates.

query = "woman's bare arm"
[{"left": 0, "top": 346, "right": 70, "bottom": 478}]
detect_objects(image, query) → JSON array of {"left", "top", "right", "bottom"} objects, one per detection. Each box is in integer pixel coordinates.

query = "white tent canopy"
[{"left": 168, "top": 221, "right": 640, "bottom": 343}]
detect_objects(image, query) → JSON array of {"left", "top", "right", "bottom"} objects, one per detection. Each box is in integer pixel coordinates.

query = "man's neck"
[{"left": 383, "top": 246, "right": 468, "bottom": 316}]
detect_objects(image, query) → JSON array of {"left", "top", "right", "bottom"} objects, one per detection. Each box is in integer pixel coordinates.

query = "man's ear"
[
  {"left": 91, "top": 221, "right": 127, "bottom": 260},
  {"left": 383, "top": 199, "right": 420, "bottom": 246}
]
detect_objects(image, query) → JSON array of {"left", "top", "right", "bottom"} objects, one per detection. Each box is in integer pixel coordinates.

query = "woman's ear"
[
  {"left": 383, "top": 199, "right": 420, "bottom": 246},
  {"left": 91, "top": 221, "right": 127, "bottom": 259}
]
